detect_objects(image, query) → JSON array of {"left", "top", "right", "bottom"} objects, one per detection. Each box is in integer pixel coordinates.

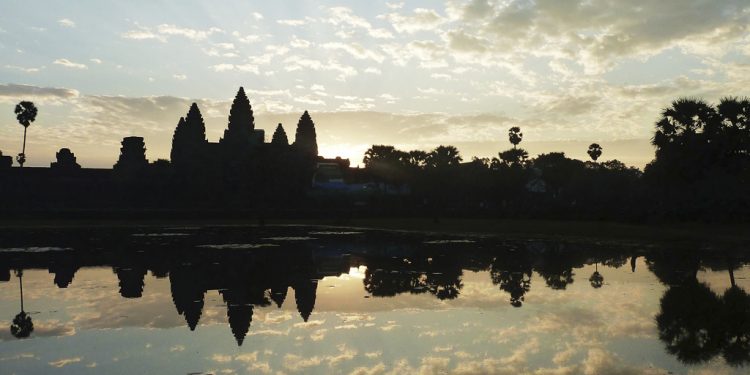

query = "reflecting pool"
[{"left": 0, "top": 226, "right": 748, "bottom": 374}]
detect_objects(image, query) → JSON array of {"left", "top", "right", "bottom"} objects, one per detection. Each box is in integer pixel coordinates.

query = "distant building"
[
  {"left": 0, "top": 151, "right": 11, "bottom": 170},
  {"left": 313, "top": 162, "right": 346, "bottom": 188},
  {"left": 50, "top": 148, "right": 81, "bottom": 170},
  {"left": 114, "top": 136, "right": 148, "bottom": 174}
]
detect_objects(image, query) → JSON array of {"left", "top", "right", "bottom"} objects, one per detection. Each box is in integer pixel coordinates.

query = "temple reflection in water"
[{"left": 0, "top": 226, "right": 748, "bottom": 371}]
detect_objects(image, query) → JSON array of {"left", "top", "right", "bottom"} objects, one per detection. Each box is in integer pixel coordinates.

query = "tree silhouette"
[
  {"left": 508, "top": 127, "right": 522, "bottom": 149},
  {"left": 653, "top": 99, "right": 716, "bottom": 153},
  {"left": 644, "top": 97, "right": 750, "bottom": 219},
  {"left": 10, "top": 270, "right": 33, "bottom": 339},
  {"left": 491, "top": 269, "right": 531, "bottom": 307},
  {"left": 294, "top": 110, "right": 318, "bottom": 157},
  {"left": 587, "top": 143, "right": 602, "bottom": 162},
  {"left": 426, "top": 145, "right": 462, "bottom": 169},
  {"left": 363, "top": 145, "right": 408, "bottom": 187},
  {"left": 721, "top": 285, "right": 750, "bottom": 366},
  {"left": 498, "top": 148, "right": 528, "bottom": 167},
  {"left": 589, "top": 263, "right": 604, "bottom": 288},
  {"left": 271, "top": 123, "right": 289, "bottom": 147},
  {"left": 657, "top": 280, "right": 725, "bottom": 364},
  {"left": 405, "top": 150, "right": 428, "bottom": 168},
  {"left": 14, "top": 101, "right": 37, "bottom": 167},
  {"left": 490, "top": 253, "right": 533, "bottom": 307}
]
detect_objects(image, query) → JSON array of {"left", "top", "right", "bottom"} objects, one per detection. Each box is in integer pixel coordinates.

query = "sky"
[{"left": 1, "top": 0, "right": 749, "bottom": 168}]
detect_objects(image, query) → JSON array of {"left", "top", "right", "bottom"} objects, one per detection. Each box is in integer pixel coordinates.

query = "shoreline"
[{"left": 0, "top": 217, "right": 747, "bottom": 245}]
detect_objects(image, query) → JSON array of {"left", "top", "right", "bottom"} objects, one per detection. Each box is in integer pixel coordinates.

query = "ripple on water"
[
  {"left": 262, "top": 236, "right": 317, "bottom": 241},
  {"left": 131, "top": 233, "right": 190, "bottom": 237},
  {"left": 423, "top": 239, "right": 476, "bottom": 244},
  {"left": 0, "top": 247, "right": 73, "bottom": 253},
  {"left": 309, "top": 231, "right": 363, "bottom": 235},
  {"left": 197, "top": 243, "right": 280, "bottom": 249}
]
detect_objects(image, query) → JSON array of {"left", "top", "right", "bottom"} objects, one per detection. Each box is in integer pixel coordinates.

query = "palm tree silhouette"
[
  {"left": 589, "top": 263, "right": 604, "bottom": 288},
  {"left": 14, "top": 101, "right": 38, "bottom": 167},
  {"left": 587, "top": 143, "right": 602, "bottom": 162},
  {"left": 508, "top": 127, "right": 523, "bottom": 149},
  {"left": 10, "top": 270, "right": 34, "bottom": 339}
]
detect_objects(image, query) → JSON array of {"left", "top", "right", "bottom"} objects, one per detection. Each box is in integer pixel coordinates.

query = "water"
[{"left": 0, "top": 226, "right": 748, "bottom": 374}]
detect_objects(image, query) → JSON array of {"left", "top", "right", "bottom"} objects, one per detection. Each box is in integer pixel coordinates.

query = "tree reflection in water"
[
  {"left": 0, "top": 226, "right": 748, "bottom": 368},
  {"left": 589, "top": 263, "right": 604, "bottom": 289},
  {"left": 652, "top": 253, "right": 750, "bottom": 366},
  {"left": 10, "top": 270, "right": 33, "bottom": 339}
]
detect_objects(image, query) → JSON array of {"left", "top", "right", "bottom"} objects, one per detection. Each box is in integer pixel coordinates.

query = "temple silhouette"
[
  {"left": 0, "top": 87, "right": 357, "bottom": 214},
  {"left": 1, "top": 94, "right": 748, "bottom": 221}
]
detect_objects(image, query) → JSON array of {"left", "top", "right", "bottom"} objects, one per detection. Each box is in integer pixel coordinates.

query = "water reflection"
[
  {"left": 10, "top": 270, "right": 33, "bottom": 339},
  {"left": 0, "top": 226, "right": 748, "bottom": 373},
  {"left": 652, "top": 254, "right": 750, "bottom": 367}
]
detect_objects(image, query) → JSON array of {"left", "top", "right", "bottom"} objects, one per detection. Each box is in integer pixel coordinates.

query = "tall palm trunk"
[
  {"left": 18, "top": 272, "right": 24, "bottom": 312},
  {"left": 19, "top": 127, "right": 27, "bottom": 167}
]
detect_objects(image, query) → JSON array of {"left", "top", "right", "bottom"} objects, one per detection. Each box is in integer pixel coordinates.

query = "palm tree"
[
  {"left": 10, "top": 270, "right": 34, "bottom": 339},
  {"left": 589, "top": 263, "right": 604, "bottom": 288},
  {"left": 425, "top": 145, "right": 462, "bottom": 169},
  {"left": 508, "top": 127, "right": 523, "bottom": 149},
  {"left": 498, "top": 148, "right": 528, "bottom": 167},
  {"left": 14, "top": 101, "right": 38, "bottom": 167},
  {"left": 587, "top": 143, "right": 602, "bottom": 162}
]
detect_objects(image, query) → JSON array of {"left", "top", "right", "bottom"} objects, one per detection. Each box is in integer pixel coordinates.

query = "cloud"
[
  {"left": 156, "top": 24, "right": 222, "bottom": 41},
  {"left": 321, "top": 42, "right": 385, "bottom": 63},
  {"left": 122, "top": 24, "right": 222, "bottom": 42},
  {"left": 49, "top": 357, "right": 82, "bottom": 368},
  {"left": 283, "top": 354, "right": 323, "bottom": 371},
  {"left": 278, "top": 19, "right": 307, "bottom": 26},
  {"left": 90, "top": 58, "right": 102, "bottom": 64},
  {"left": 282, "top": 56, "right": 357, "bottom": 81},
  {"left": 121, "top": 28, "right": 165, "bottom": 42},
  {"left": 210, "top": 63, "right": 259, "bottom": 74},
  {"left": 0, "top": 83, "right": 80, "bottom": 103},
  {"left": 326, "top": 7, "right": 394, "bottom": 39},
  {"left": 252, "top": 12, "right": 264, "bottom": 20},
  {"left": 290, "top": 36, "right": 311, "bottom": 48},
  {"left": 4, "top": 65, "right": 42, "bottom": 73},
  {"left": 172, "top": 74, "right": 187, "bottom": 80},
  {"left": 53, "top": 58, "right": 87, "bottom": 69},
  {"left": 349, "top": 363, "right": 386, "bottom": 375},
  {"left": 58, "top": 18, "right": 76, "bottom": 28},
  {"left": 233, "top": 32, "right": 262, "bottom": 43},
  {"left": 381, "top": 8, "right": 446, "bottom": 34},
  {"left": 445, "top": 0, "right": 750, "bottom": 73}
]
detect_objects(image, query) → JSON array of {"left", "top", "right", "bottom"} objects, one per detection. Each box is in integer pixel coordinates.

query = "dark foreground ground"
[{"left": 0, "top": 217, "right": 747, "bottom": 246}]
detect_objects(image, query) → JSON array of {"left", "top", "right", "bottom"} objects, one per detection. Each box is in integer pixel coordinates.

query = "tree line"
[{"left": 360, "top": 97, "right": 750, "bottom": 221}]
